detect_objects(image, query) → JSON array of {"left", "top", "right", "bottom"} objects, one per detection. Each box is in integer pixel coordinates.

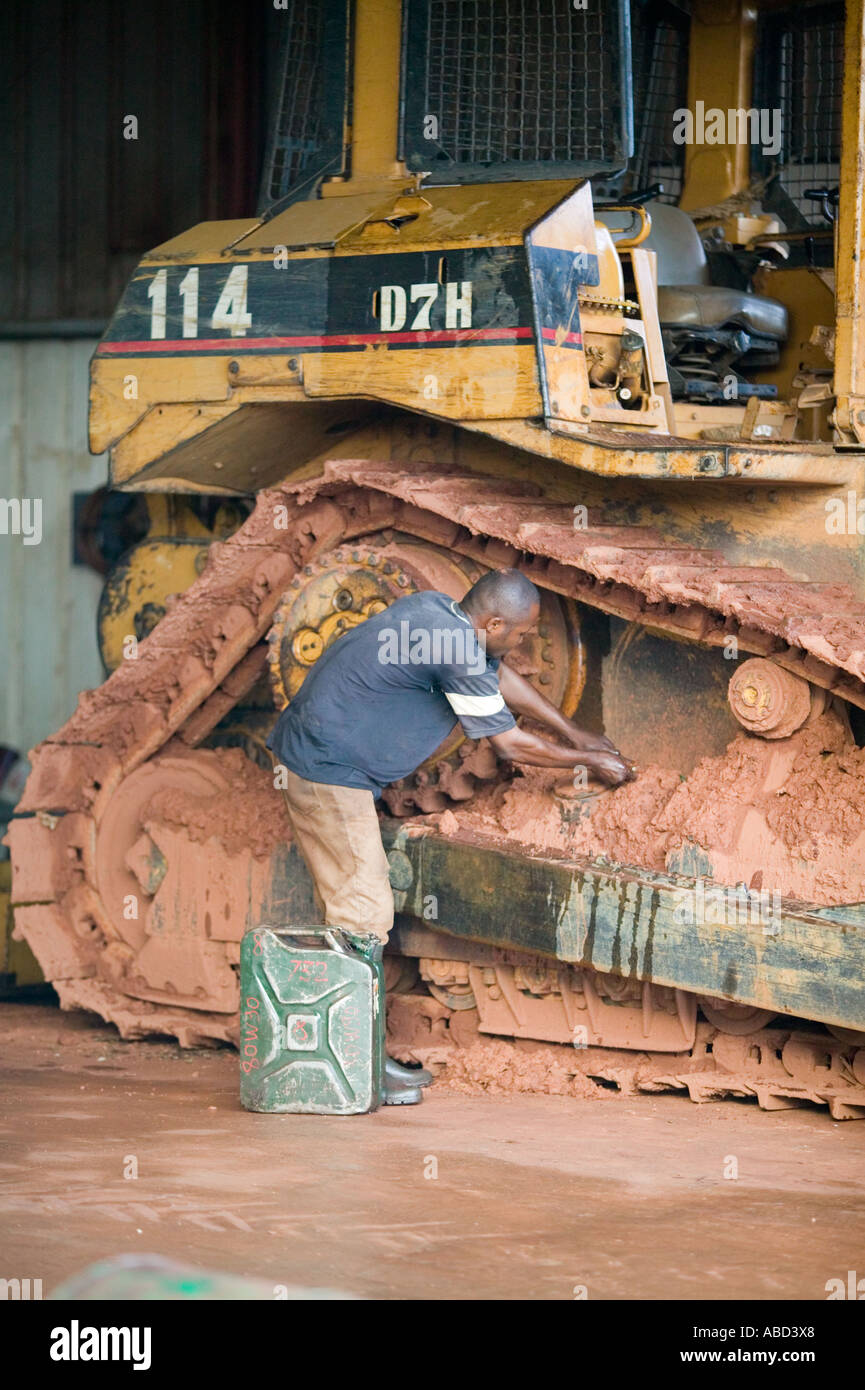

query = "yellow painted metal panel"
[
  {"left": 301, "top": 344, "right": 541, "bottom": 419},
  {"left": 229, "top": 194, "right": 394, "bottom": 253},
  {"left": 89, "top": 354, "right": 233, "bottom": 455},
  {"left": 350, "top": 0, "right": 404, "bottom": 182},
  {"left": 680, "top": 0, "right": 757, "bottom": 211},
  {"left": 335, "top": 181, "right": 585, "bottom": 253},
  {"left": 833, "top": 0, "right": 865, "bottom": 440},
  {"left": 138, "top": 182, "right": 589, "bottom": 267}
]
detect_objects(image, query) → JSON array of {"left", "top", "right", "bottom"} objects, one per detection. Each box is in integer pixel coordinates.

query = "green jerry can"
[{"left": 239, "top": 925, "right": 386, "bottom": 1115}]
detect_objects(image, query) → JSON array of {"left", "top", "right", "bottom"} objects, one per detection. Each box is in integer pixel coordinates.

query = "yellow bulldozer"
[{"left": 9, "top": 0, "right": 865, "bottom": 1116}]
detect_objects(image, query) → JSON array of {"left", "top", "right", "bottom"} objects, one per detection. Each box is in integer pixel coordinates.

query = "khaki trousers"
[{"left": 279, "top": 766, "right": 394, "bottom": 944}]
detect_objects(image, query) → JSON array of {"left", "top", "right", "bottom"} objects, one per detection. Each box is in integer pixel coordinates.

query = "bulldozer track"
[{"left": 8, "top": 458, "right": 865, "bottom": 1113}]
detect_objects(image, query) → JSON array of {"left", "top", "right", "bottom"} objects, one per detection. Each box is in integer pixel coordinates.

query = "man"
[{"left": 267, "top": 568, "right": 633, "bottom": 1104}]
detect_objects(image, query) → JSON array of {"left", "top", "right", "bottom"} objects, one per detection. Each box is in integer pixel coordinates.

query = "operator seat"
[
  {"left": 646, "top": 203, "right": 788, "bottom": 338},
  {"left": 596, "top": 202, "right": 788, "bottom": 400}
]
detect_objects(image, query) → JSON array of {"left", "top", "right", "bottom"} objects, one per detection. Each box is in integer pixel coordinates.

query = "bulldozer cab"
[{"left": 88, "top": 0, "right": 865, "bottom": 492}]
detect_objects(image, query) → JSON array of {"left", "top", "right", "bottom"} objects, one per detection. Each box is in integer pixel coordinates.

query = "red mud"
[
  {"left": 7, "top": 1002, "right": 865, "bottom": 1302},
  {"left": 436, "top": 1039, "right": 606, "bottom": 1099},
  {"left": 142, "top": 748, "right": 291, "bottom": 859},
  {"left": 425, "top": 710, "right": 865, "bottom": 905},
  {"left": 446, "top": 763, "right": 680, "bottom": 870},
  {"left": 138, "top": 711, "right": 865, "bottom": 906},
  {"left": 123, "top": 706, "right": 865, "bottom": 909}
]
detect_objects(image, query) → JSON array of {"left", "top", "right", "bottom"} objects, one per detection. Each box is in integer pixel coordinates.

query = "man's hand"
[
  {"left": 494, "top": 661, "right": 634, "bottom": 782},
  {"left": 562, "top": 722, "right": 617, "bottom": 755},
  {"left": 586, "top": 748, "right": 636, "bottom": 787},
  {"left": 489, "top": 726, "right": 636, "bottom": 784}
]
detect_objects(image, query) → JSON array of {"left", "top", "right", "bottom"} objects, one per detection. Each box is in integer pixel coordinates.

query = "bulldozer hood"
[{"left": 89, "top": 180, "right": 601, "bottom": 489}]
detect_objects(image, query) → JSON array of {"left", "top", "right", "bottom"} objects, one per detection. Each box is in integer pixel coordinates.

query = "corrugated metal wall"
[
  {"left": 0, "top": 341, "right": 107, "bottom": 755},
  {"left": 1, "top": 2, "right": 276, "bottom": 758},
  {"left": 0, "top": 0, "right": 267, "bottom": 328}
]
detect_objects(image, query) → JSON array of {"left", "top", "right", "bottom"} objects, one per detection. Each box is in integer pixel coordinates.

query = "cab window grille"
[
  {"left": 401, "top": 0, "right": 633, "bottom": 182},
  {"left": 259, "top": 0, "right": 350, "bottom": 213},
  {"left": 629, "top": 0, "right": 690, "bottom": 204},
  {"left": 754, "top": 2, "right": 844, "bottom": 226}
]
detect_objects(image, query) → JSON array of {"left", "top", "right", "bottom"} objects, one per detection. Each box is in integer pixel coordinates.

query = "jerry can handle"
[{"left": 254, "top": 924, "right": 383, "bottom": 958}]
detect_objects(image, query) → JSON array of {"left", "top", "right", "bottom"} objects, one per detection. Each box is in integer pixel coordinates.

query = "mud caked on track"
[{"left": 7, "top": 460, "right": 865, "bottom": 1116}]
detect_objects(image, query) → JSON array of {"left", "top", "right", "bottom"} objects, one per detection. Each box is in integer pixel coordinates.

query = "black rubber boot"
[
  {"left": 383, "top": 1076, "right": 423, "bottom": 1105},
  {"left": 386, "top": 1055, "right": 433, "bottom": 1088}
]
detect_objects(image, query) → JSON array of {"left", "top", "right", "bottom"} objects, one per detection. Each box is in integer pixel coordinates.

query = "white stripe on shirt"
[{"left": 444, "top": 691, "right": 506, "bottom": 716}]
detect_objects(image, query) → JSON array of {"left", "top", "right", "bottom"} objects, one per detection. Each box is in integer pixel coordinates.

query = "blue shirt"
[{"left": 266, "top": 590, "right": 517, "bottom": 793}]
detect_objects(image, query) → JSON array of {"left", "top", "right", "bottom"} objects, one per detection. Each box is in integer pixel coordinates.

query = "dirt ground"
[{"left": 2, "top": 1001, "right": 864, "bottom": 1302}]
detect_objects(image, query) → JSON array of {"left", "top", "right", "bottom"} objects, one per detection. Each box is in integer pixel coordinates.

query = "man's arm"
[
  {"left": 436, "top": 640, "right": 632, "bottom": 784},
  {"left": 497, "top": 661, "right": 616, "bottom": 754},
  {"left": 488, "top": 725, "right": 634, "bottom": 785}
]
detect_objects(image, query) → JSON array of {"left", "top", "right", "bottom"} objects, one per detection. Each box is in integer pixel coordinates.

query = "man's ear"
[{"left": 484, "top": 615, "right": 505, "bottom": 635}]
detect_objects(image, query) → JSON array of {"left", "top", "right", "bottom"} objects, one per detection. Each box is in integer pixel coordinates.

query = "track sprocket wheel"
[
  {"left": 90, "top": 749, "right": 240, "bottom": 1012},
  {"left": 266, "top": 532, "right": 583, "bottom": 813}
]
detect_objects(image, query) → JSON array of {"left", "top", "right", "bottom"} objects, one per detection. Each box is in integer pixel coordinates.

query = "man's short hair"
[{"left": 461, "top": 569, "right": 540, "bottom": 622}]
